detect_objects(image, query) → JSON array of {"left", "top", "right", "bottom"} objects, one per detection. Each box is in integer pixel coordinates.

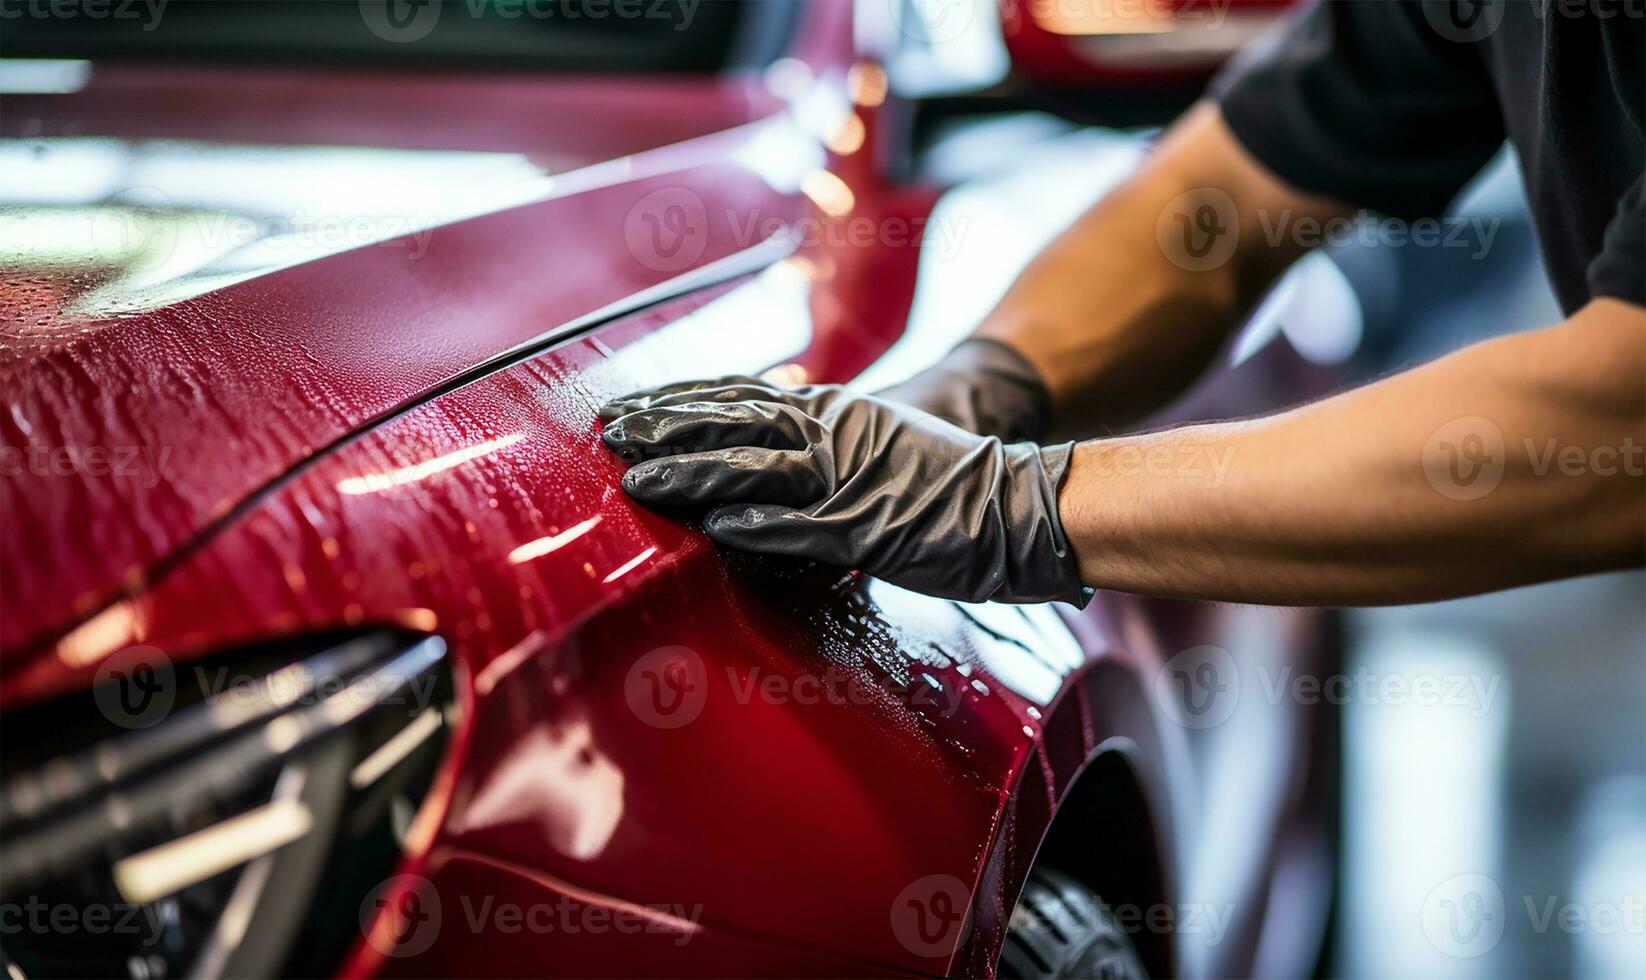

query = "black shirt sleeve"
[
  {"left": 1586, "top": 173, "right": 1645, "bottom": 308},
  {"left": 1213, "top": 0, "right": 1506, "bottom": 220}
]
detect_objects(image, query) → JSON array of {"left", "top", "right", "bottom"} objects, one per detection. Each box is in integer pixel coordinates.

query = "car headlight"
[{"left": 0, "top": 630, "right": 452, "bottom": 979}]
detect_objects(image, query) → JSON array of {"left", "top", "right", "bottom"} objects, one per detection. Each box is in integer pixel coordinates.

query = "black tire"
[{"left": 998, "top": 868, "right": 1148, "bottom": 979}]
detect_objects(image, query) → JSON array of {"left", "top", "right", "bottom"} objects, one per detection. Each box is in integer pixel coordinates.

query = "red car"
[{"left": 1, "top": 1, "right": 1336, "bottom": 976}]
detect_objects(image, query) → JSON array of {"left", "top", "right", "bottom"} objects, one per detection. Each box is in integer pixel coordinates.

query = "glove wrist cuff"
[{"left": 1000, "top": 440, "right": 1093, "bottom": 607}]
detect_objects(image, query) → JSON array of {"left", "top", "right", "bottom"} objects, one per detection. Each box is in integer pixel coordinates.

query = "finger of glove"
[
  {"left": 597, "top": 374, "right": 768, "bottom": 423},
  {"left": 598, "top": 377, "right": 782, "bottom": 422},
  {"left": 602, "top": 400, "right": 821, "bottom": 460},
  {"left": 623, "top": 447, "right": 830, "bottom": 508},
  {"left": 874, "top": 376, "right": 972, "bottom": 432},
  {"left": 701, "top": 503, "right": 851, "bottom": 565}
]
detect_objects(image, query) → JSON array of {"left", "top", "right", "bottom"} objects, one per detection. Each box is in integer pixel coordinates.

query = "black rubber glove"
[
  {"left": 599, "top": 377, "right": 1091, "bottom": 606},
  {"left": 874, "top": 337, "right": 1053, "bottom": 443}
]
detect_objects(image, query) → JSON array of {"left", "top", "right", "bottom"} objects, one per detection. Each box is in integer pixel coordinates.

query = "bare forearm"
[
  {"left": 974, "top": 103, "right": 1345, "bottom": 435},
  {"left": 1059, "top": 301, "right": 1646, "bottom": 605}
]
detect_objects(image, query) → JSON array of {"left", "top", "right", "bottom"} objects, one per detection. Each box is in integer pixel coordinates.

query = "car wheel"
[{"left": 998, "top": 867, "right": 1148, "bottom": 979}]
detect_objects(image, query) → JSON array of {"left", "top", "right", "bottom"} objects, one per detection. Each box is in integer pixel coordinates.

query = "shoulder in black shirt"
[{"left": 1215, "top": 0, "right": 1644, "bottom": 313}]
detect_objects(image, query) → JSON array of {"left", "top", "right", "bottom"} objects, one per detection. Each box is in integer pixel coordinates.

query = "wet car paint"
[
  {"left": 5, "top": 269, "right": 1172, "bottom": 974},
  {"left": 0, "top": 126, "right": 809, "bottom": 659},
  {"left": 1, "top": 4, "right": 1338, "bottom": 974}
]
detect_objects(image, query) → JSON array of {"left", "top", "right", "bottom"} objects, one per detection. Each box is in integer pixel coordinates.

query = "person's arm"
[
  {"left": 880, "top": 102, "right": 1351, "bottom": 441},
  {"left": 885, "top": 0, "right": 1512, "bottom": 442},
  {"left": 967, "top": 102, "right": 1348, "bottom": 436},
  {"left": 1060, "top": 299, "right": 1646, "bottom": 604},
  {"left": 599, "top": 300, "right": 1642, "bottom": 608}
]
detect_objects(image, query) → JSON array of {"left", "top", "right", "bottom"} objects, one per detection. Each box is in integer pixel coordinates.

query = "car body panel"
[
  {"left": 0, "top": 67, "right": 826, "bottom": 662},
  {"left": 5, "top": 270, "right": 1173, "bottom": 974},
  {"left": 1, "top": 5, "right": 1338, "bottom": 974}
]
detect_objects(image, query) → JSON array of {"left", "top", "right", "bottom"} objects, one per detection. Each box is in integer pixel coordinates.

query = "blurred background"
[
  {"left": 849, "top": 4, "right": 1646, "bottom": 977},
  {"left": 5, "top": 1, "right": 1641, "bottom": 977}
]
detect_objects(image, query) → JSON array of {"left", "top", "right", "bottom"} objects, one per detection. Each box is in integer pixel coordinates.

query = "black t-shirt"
[{"left": 1215, "top": 0, "right": 1644, "bottom": 313}]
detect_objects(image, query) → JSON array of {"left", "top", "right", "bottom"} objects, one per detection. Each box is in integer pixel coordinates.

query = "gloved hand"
[
  {"left": 874, "top": 337, "right": 1053, "bottom": 443},
  {"left": 599, "top": 377, "right": 1091, "bottom": 606}
]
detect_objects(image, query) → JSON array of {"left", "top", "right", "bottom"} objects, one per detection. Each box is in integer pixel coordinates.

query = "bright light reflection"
[
  {"left": 762, "top": 57, "right": 813, "bottom": 102},
  {"left": 791, "top": 82, "right": 853, "bottom": 145},
  {"left": 1231, "top": 252, "right": 1363, "bottom": 366},
  {"left": 847, "top": 62, "right": 888, "bottom": 108},
  {"left": 0, "top": 59, "right": 91, "bottom": 94},
  {"left": 1343, "top": 629, "right": 1508, "bottom": 977},
  {"left": 826, "top": 113, "right": 867, "bottom": 156},
  {"left": 55, "top": 600, "right": 137, "bottom": 667},
  {"left": 114, "top": 797, "right": 313, "bottom": 904},
  {"left": 734, "top": 121, "right": 826, "bottom": 194},
  {"left": 800, "top": 169, "right": 855, "bottom": 218},
  {"left": 508, "top": 515, "right": 603, "bottom": 565},
  {"left": 461, "top": 715, "right": 624, "bottom": 861},
  {"left": 602, "top": 547, "right": 657, "bottom": 584},
  {"left": 475, "top": 630, "right": 547, "bottom": 697},
  {"left": 1034, "top": 0, "right": 1175, "bottom": 35},
  {"left": 336, "top": 433, "right": 524, "bottom": 495},
  {"left": 586, "top": 259, "right": 812, "bottom": 394},
  {"left": 0, "top": 137, "right": 558, "bottom": 316},
  {"left": 852, "top": 129, "right": 1144, "bottom": 391}
]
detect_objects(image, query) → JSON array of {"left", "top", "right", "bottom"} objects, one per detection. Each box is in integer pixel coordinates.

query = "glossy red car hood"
[{"left": 0, "top": 64, "right": 813, "bottom": 659}]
